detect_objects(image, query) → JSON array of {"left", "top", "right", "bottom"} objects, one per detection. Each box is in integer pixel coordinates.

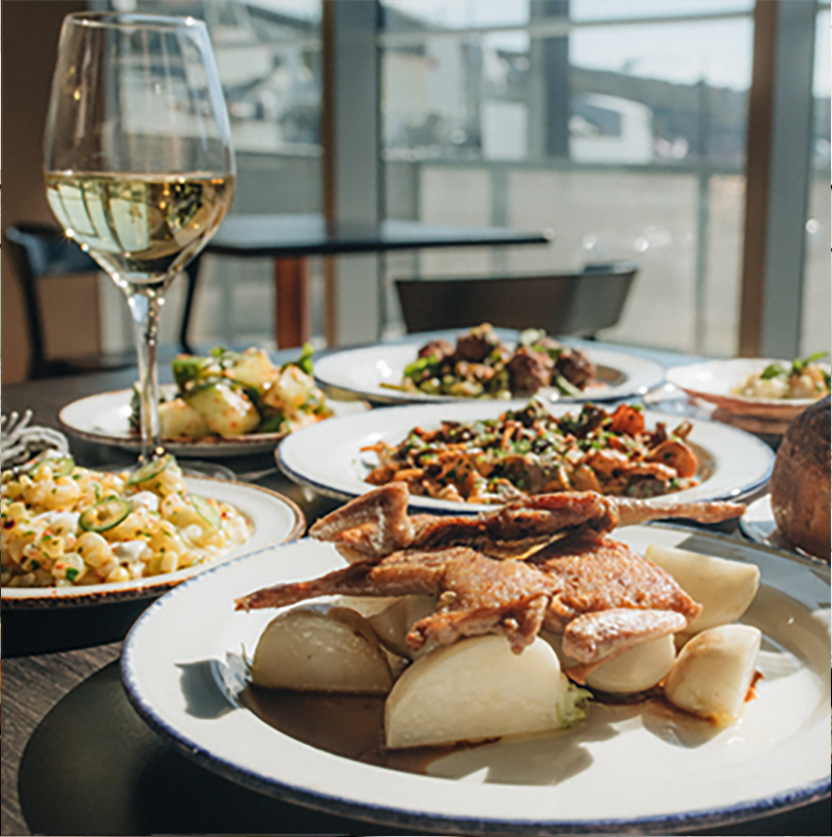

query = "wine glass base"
[{"left": 176, "top": 460, "right": 237, "bottom": 481}]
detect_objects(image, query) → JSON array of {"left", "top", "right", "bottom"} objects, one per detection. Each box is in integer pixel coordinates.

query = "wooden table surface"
[{"left": 1, "top": 350, "right": 829, "bottom": 836}]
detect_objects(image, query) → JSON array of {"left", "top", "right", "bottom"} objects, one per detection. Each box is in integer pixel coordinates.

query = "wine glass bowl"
[{"left": 43, "top": 12, "right": 235, "bottom": 463}]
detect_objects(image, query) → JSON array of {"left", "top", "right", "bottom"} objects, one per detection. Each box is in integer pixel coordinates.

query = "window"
[
  {"left": 379, "top": 0, "right": 824, "bottom": 358},
  {"left": 800, "top": 5, "right": 831, "bottom": 356}
]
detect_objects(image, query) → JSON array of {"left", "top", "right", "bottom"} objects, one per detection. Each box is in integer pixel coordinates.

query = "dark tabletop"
[
  {"left": 206, "top": 213, "right": 554, "bottom": 258},
  {"left": 1, "top": 343, "right": 829, "bottom": 836}
]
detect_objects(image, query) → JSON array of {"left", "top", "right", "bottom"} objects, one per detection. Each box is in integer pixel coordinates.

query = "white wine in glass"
[{"left": 43, "top": 12, "right": 235, "bottom": 464}]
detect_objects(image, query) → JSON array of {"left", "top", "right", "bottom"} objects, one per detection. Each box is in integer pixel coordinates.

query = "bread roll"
[{"left": 770, "top": 395, "right": 830, "bottom": 560}]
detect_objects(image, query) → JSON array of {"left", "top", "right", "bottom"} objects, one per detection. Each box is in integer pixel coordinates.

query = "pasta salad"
[{"left": 1, "top": 453, "right": 251, "bottom": 588}]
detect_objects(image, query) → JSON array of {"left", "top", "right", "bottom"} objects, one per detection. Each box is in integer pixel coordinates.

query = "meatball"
[
  {"left": 554, "top": 347, "right": 595, "bottom": 389},
  {"left": 453, "top": 324, "right": 500, "bottom": 363},
  {"left": 507, "top": 347, "right": 553, "bottom": 394}
]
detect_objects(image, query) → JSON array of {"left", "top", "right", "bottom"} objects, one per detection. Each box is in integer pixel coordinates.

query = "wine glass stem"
[{"left": 126, "top": 287, "right": 166, "bottom": 464}]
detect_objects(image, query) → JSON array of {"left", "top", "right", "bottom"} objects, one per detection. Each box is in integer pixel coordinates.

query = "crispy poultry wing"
[
  {"left": 235, "top": 533, "right": 701, "bottom": 662},
  {"left": 308, "top": 483, "right": 744, "bottom": 560},
  {"left": 236, "top": 484, "right": 736, "bottom": 668}
]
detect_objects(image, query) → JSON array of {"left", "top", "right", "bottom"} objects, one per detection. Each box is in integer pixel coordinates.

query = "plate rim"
[
  {"left": 120, "top": 526, "right": 831, "bottom": 835},
  {"left": 1, "top": 476, "right": 305, "bottom": 608},
  {"left": 313, "top": 338, "right": 666, "bottom": 405},
  {"left": 276, "top": 400, "right": 775, "bottom": 514},
  {"left": 57, "top": 388, "right": 368, "bottom": 456},
  {"left": 665, "top": 359, "right": 829, "bottom": 411}
]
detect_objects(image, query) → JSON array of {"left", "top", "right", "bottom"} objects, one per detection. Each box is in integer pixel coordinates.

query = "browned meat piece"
[
  {"left": 453, "top": 323, "right": 500, "bottom": 363},
  {"left": 562, "top": 608, "right": 686, "bottom": 664},
  {"left": 236, "top": 530, "right": 700, "bottom": 661},
  {"left": 417, "top": 339, "right": 454, "bottom": 361},
  {"left": 533, "top": 534, "right": 701, "bottom": 630},
  {"left": 611, "top": 495, "right": 746, "bottom": 527},
  {"left": 554, "top": 346, "right": 596, "bottom": 389},
  {"left": 309, "top": 484, "right": 745, "bottom": 561},
  {"left": 235, "top": 546, "right": 557, "bottom": 653},
  {"left": 506, "top": 347, "right": 553, "bottom": 394},
  {"left": 308, "top": 483, "right": 414, "bottom": 560},
  {"left": 235, "top": 547, "right": 455, "bottom": 610}
]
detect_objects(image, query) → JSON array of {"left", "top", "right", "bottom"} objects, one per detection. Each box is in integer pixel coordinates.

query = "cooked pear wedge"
[
  {"left": 663, "top": 624, "right": 762, "bottom": 725},
  {"left": 645, "top": 544, "right": 760, "bottom": 634},
  {"left": 249, "top": 604, "right": 393, "bottom": 694},
  {"left": 385, "top": 635, "right": 569, "bottom": 749}
]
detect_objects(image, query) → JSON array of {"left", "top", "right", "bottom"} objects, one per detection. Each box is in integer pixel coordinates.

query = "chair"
[
  {"left": 395, "top": 261, "right": 638, "bottom": 337},
  {"left": 4, "top": 223, "right": 201, "bottom": 379}
]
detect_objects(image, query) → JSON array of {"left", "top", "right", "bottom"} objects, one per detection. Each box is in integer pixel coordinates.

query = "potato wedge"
[
  {"left": 543, "top": 631, "right": 676, "bottom": 695},
  {"left": 385, "top": 635, "right": 569, "bottom": 749},
  {"left": 585, "top": 634, "right": 677, "bottom": 694},
  {"left": 663, "top": 624, "right": 761, "bottom": 725},
  {"left": 368, "top": 595, "right": 437, "bottom": 658},
  {"left": 249, "top": 605, "right": 393, "bottom": 694},
  {"left": 645, "top": 544, "right": 760, "bottom": 634}
]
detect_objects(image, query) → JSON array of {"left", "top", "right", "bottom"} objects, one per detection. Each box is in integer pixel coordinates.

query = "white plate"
[
  {"left": 314, "top": 337, "right": 665, "bottom": 404},
  {"left": 58, "top": 388, "right": 368, "bottom": 457},
  {"left": 121, "top": 527, "right": 831, "bottom": 835},
  {"left": 277, "top": 400, "right": 775, "bottom": 514},
  {"left": 665, "top": 359, "right": 828, "bottom": 422},
  {"left": 739, "top": 495, "right": 828, "bottom": 565},
  {"left": 1, "top": 477, "right": 304, "bottom": 608}
]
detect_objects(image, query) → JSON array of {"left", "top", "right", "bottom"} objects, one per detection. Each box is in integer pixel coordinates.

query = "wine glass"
[{"left": 43, "top": 11, "right": 235, "bottom": 465}]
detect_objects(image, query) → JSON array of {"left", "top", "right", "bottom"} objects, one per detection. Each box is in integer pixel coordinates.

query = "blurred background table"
[{"left": 203, "top": 213, "right": 554, "bottom": 348}]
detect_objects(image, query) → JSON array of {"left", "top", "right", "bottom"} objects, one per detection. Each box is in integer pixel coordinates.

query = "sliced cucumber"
[
  {"left": 192, "top": 495, "right": 221, "bottom": 529},
  {"left": 79, "top": 497, "right": 132, "bottom": 533},
  {"left": 127, "top": 454, "right": 174, "bottom": 486}
]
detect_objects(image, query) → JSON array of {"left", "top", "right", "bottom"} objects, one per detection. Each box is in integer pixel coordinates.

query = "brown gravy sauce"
[
  {"left": 242, "top": 674, "right": 764, "bottom": 775},
  {"left": 240, "top": 685, "right": 485, "bottom": 775}
]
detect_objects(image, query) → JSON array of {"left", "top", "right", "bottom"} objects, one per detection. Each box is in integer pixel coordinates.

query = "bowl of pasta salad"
[{"left": 1, "top": 452, "right": 304, "bottom": 607}]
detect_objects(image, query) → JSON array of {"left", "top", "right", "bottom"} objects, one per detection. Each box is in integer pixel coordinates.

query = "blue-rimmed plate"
[
  {"left": 276, "top": 400, "right": 775, "bottom": 515},
  {"left": 121, "top": 525, "right": 829, "bottom": 835}
]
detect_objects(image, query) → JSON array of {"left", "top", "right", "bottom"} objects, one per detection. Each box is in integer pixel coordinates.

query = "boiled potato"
[
  {"left": 368, "top": 595, "right": 437, "bottom": 658},
  {"left": 185, "top": 383, "right": 260, "bottom": 438},
  {"left": 663, "top": 624, "right": 761, "bottom": 725},
  {"left": 585, "top": 634, "right": 677, "bottom": 694},
  {"left": 543, "top": 631, "right": 676, "bottom": 694},
  {"left": 249, "top": 605, "right": 393, "bottom": 694},
  {"left": 385, "top": 635, "right": 569, "bottom": 749},
  {"left": 158, "top": 398, "right": 210, "bottom": 439},
  {"left": 645, "top": 544, "right": 760, "bottom": 634}
]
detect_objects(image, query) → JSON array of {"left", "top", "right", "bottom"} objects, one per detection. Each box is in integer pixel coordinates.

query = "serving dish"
[
  {"left": 665, "top": 359, "right": 828, "bottom": 422},
  {"left": 276, "top": 400, "right": 774, "bottom": 515},
  {"left": 121, "top": 527, "right": 830, "bottom": 835},
  {"left": 1, "top": 476, "right": 304, "bottom": 609},
  {"left": 58, "top": 388, "right": 368, "bottom": 457},
  {"left": 313, "top": 336, "right": 665, "bottom": 405}
]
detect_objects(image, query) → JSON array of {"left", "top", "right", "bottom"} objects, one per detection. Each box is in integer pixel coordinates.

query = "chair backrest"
[
  {"left": 4, "top": 223, "right": 201, "bottom": 378},
  {"left": 4, "top": 223, "right": 104, "bottom": 379},
  {"left": 395, "top": 261, "right": 639, "bottom": 336}
]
